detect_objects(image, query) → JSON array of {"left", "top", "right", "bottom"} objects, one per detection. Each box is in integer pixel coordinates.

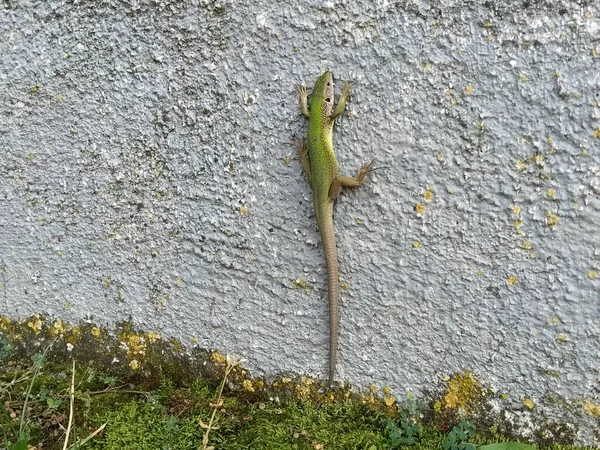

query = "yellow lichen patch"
[
  {"left": 477, "top": 269, "right": 484, "bottom": 276},
  {"left": 129, "top": 359, "right": 140, "bottom": 370},
  {"left": 533, "top": 153, "right": 545, "bottom": 166},
  {"left": 515, "top": 160, "right": 527, "bottom": 171},
  {"left": 414, "top": 203, "right": 426, "bottom": 215},
  {"left": 588, "top": 270, "right": 598, "bottom": 279},
  {"left": 91, "top": 326, "right": 102, "bottom": 338},
  {"left": 584, "top": 400, "right": 600, "bottom": 417},
  {"left": 437, "top": 152, "right": 444, "bottom": 161},
  {"left": 243, "top": 379, "right": 255, "bottom": 392},
  {"left": 556, "top": 333, "right": 568, "bottom": 343},
  {"left": 519, "top": 73, "right": 528, "bottom": 82},
  {"left": 383, "top": 394, "right": 396, "bottom": 407},
  {"left": 413, "top": 241, "right": 421, "bottom": 249},
  {"left": 594, "top": 128, "right": 600, "bottom": 139},
  {"left": 523, "top": 398, "right": 535, "bottom": 409},
  {"left": 239, "top": 206, "right": 249, "bottom": 216},
  {"left": 50, "top": 319, "right": 69, "bottom": 336},
  {"left": 464, "top": 84, "right": 475, "bottom": 95},
  {"left": 521, "top": 241, "right": 532, "bottom": 250},
  {"left": 212, "top": 351, "right": 227, "bottom": 365},
  {"left": 550, "top": 316, "right": 560, "bottom": 326},
  {"left": 423, "top": 63, "right": 432, "bottom": 72},
  {"left": 146, "top": 330, "right": 161, "bottom": 343},
  {"left": 511, "top": 205, "right": 521, "bottom": 215},
  {"left": 119, "top": 333, "right": 147, "bottom": 358},
  {"left": 545, "top": 211, "right": 559, "bottom": 228},
  {"left": 27, "top": 314, "right": 44, "bottom": 335},
  {"left": 0, "top": 316, "right": 11, "bottom": 332},
  {"left": 300, "top": 376, "right": 316, "bottom": 386},
  {"left": 281, "top": 377, "right": 292, "bottom": 384},
  {"left": 295, "top": 384, "right": 312, "bottom": 399},
  {"left": 441, "top": 371, "right": 483, "bottom": 413},
  {"left": 423, "top": 190, "right": 434, "bottom": 202},
  {"left": 546, "top": 188, "right": 555, "bottom": 198},
  {"left": 593, "top": 48, "right": 599, "bottom": 57},
  {"left": 361, "top": 393, "right": 378, "bottom": 405},
  {"left": 292, "top": 277, "right": 310, "bottom": 294},
  {"left": 507, "top": 275, "right": 518, "bottom": 286}
]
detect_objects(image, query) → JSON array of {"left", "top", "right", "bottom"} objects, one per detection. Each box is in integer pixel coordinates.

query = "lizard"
[{"left": 296, "top": 71, "right": 374, "bottom": 386}]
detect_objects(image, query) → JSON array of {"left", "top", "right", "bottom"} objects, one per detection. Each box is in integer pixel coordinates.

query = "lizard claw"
[
  {"left": 297, "top": 83, "right": 308, "bottom": 98},
  {"left": 363, "top": 159, "right": 385, "bottom": 174}
]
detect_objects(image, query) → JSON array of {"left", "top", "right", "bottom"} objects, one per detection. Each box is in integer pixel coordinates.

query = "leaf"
[
  {"left": 11, "top": 436, "right": 29, "bottom": 450},
  {"left": 479, "top": 443, "right": 536, "bottom": 450}
]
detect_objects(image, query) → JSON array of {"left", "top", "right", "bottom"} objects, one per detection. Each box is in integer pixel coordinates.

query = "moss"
[{"left": 1, "top": 316, "right": 597, "bottom": 449}]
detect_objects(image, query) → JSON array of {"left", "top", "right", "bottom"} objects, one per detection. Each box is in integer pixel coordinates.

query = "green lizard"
[{"left": 296, "top": 71, "right": 373, "bottom": 385}]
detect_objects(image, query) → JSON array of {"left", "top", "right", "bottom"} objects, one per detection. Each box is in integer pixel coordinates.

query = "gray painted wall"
[{"left": 1, "top": 0, "right": 599, "bottom": 441}]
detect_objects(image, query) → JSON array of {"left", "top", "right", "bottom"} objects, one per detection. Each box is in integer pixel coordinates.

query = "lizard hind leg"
[
  {"left": 328, "top": 160, "right": 375, "bottom": 201},
  {"left": 328, "top": 177, "right": 343, "bottom": 201},
  {"left": 337, "top": 160, "right": 375, "bottom": 188}
]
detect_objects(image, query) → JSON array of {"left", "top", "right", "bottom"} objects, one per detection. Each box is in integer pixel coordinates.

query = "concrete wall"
[{"left": 1, "top": 0, "right": 599, "bottom": 442}]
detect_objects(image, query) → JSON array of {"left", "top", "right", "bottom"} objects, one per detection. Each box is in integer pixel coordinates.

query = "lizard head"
[{"left": 310, "top": 71, "right": 335, "bottom": 117}]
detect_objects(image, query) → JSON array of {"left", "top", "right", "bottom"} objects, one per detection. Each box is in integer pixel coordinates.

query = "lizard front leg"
[
  {"left": 330, "top": 81, "right": 351, "bottom": 119},
  {"left": 297, "top": 84, "right": 310, "bottom": 118},
  {"left": 294, "top": 140, "right": 312, "bottom": 183}
]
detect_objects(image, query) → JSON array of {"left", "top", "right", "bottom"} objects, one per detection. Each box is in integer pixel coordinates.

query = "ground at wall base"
[{"left": 0, "top": 314, "right": 598, "bottom": 449}]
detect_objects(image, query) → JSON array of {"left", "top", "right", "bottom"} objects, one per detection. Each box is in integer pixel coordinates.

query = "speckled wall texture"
[{"left": 1, "top": 0, "right": 599, "bottom": 442}]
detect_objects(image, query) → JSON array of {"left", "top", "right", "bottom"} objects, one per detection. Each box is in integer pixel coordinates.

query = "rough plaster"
[{"left": 1, "top": 0, "right": 599, "bottom": 442}]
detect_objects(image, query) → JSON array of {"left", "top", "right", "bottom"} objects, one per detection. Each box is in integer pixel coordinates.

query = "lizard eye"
[{"left": 325, "top": 98, "right": 331, "bottom": 102}]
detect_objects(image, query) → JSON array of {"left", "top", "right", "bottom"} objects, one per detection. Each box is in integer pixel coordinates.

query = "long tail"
[{"left": 317, "top": 202, "right": 339, "bottom": 386}]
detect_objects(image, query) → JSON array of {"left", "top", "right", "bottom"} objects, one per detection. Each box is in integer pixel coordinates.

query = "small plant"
[
  {"left": 386, "top": 411, "right": 420, "bottom": 447},
  {"left": 442, "top": 417, "right": 477, "bottom": 450},
  {"left": 1, "top": 340, "right": 105, "bottom": 450},
  {"left": 1, "top": 342, "right": 53, "bottom": 450},
  {"left": 442, "top": 418, "right": 537, "bottom": 450},
  {"left": 479, "top": 443, "right": 536, "bottom": 450},
  {"left": 199, "top": 354, "right": 242, "bottom": 450}
]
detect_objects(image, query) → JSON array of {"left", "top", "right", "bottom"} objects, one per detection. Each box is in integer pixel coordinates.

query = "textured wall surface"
[{"left": 1, "top": 0, "right": 599, "bottom": 441}]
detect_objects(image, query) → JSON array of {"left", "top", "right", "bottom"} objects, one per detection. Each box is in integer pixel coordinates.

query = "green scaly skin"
[{"left": 297, "top": 71, "right": 373, "bottom": 386}]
